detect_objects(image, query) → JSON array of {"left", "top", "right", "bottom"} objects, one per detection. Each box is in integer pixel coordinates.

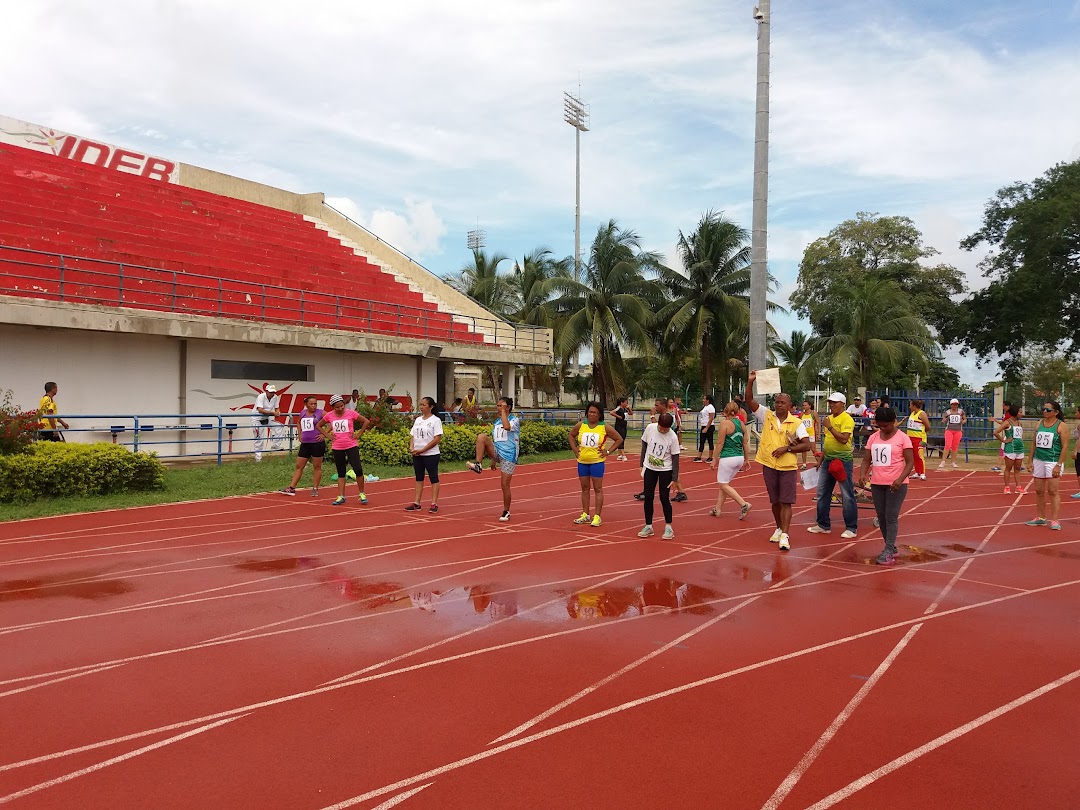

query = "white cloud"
[{"left": 326, "top": 196, "right": 447, "bottom": 260}]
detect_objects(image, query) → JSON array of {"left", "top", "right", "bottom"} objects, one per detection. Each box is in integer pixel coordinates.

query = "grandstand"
[{"left": 0, "top": 115, "right": 551, "bottom": 441}]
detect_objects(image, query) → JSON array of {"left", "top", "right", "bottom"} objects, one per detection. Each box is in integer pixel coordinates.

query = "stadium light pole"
[
  {"left": 564, "top": 91, "right": 590, "bottom": 282},
  {"left": 748, "top": 1, "right": 771, "bottom": 377}
]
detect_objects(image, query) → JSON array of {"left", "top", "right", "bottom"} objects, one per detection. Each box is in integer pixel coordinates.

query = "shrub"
[
  {"left": 0, "top": 390, "right": 40, "bottom": 456},
  {"left": 349, "top": 420, "right": 569, "bottom": 465},
  {"left": 0, "top": 442, "right": 166, "bottom": 503},
  {"left": 354, "top": 386, "right": 412, "bottom": 434},
  {"left": 519, "top": 419, "right": 571, "bottom": 454}
]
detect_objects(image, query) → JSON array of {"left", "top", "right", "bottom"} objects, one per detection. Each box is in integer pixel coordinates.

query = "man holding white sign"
[{"left": 280, "top": 396, "right": 325, "bottom": 497}]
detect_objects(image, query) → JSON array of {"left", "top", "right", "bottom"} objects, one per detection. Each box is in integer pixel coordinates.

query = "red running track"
[{"left": 0, "top": 460, "right": 1078, "bottom": 809}]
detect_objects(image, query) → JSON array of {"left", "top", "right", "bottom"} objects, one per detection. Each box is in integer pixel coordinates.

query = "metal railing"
[{"left": 0, "top": 245, "right": 552, "bottom": 355}]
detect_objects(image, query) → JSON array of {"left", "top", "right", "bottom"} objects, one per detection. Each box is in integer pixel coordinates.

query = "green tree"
[
  {"left": 953, "top": 159, "right": 1080, "bottom": 377},
  {"left": 771, "top": 329, "right": 815, "bottom": 398},
  {"left": 656, "top": 211, "right": 754, "bottom": 394},
  {"left": 507, "top": 248, "right": 571, "bottom": 406},
  {"left": 791, "top": 212, "right": 966, "bottom": 335},
  {"left": 805, "top": 277, "right": 933, "bottom": 389},
  {"left": 551, "top": 221, "right": 663, "bottom": 408},
  {"left": 448, "top": 249, "right": 514, "bottom": 315}
]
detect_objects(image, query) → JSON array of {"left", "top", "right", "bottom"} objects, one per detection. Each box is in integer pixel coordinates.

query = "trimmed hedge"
[
  {"left": 0, "top": 442, "right": 166, "bottom": 503},
  {"left": 355, "top": 420, "right": 570, "bottom": 465}
]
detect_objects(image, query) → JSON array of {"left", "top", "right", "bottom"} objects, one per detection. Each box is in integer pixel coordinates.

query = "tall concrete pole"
[
  {"left": 748, "top": 1, "right": 771, "bottom": 378},
  {"left": 574, "top": 126, "right": 581, "bottom": 281}
]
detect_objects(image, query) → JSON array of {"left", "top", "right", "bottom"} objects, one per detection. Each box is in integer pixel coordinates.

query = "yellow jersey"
[
  {"left": 755, "top": 409, "right": 805, "bottom": 471},
  {"left": 800, "top": 413, "right": 816, "bottom": 439},
  {"left": 577, "top": 422, "right": 607, "bottom": 464},
  {"left": 905, "top": 409, "right": 927, "bottom": 439},
  {"left": 38, "top": 395, "right": 57, "bottom": 430}
]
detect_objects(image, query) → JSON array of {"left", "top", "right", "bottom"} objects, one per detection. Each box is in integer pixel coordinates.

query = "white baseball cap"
[
  {"left": 265, "top": 384, "right": 277, "bottom": 393},
  {"left": 950, "top": 398, "right": 959, "bottom": 404},
  {"left": 827, "top": 392, "right": 847, "bottom": 404}
]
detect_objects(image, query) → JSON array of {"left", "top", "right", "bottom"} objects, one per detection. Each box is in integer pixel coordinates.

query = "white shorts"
[
  {"left": 1032, "top": 459, "right": 1061, "bottom": 479},
  {"left": 1004, "top": 452, "right": 1024, "bottom": 461},
  {"left": 715, "top": 456, "right": 744, "bottom": 484}
]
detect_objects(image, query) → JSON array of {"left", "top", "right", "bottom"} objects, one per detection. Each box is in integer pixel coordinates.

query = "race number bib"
[
  {"left": 493, "top": 422, "right": 513, "bottom": 442},
  {"left": 331, "top": 419, "right": 350, "bottom": 434},
  {"left": 1012, "top": 426, "right": 1023, "bottom": 440},
  {"left": 647, "top": 441, "right": 669, "bottom": 468},
  {"left": 580, "top": 432, "right": 600, "bottom": 448},
  {"left": 948, "top": 414, "right": 961, "bottom": 425},
  {"left": 907, "top": 417, "right": 921, "bottom": 430},
  {"left": 1035, "top": 431, "right": 1055, "bottom": 449},
  {"left": 300, "top": 417, "right": 315, "bottom": 433},
  {"left": 871, "top": 443, "right": 893, "bottom": 467}
]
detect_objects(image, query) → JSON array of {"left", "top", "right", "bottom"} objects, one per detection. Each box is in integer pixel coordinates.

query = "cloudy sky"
[{"left": 4, "top": 0, "right": 1080, "bottom": 385}]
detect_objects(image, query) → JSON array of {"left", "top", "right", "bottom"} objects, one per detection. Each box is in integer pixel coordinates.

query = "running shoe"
[
  {"left": 1004, "top": 486, "right": 1012, "bottom": 494},
  {"left": 429, "top": 504, "right": 439, "bottom": 513},
  {"left": 769, "top": 528, "right": 783, "bottom": 543},
  {"left": 662, "top": 525, "right": 675, "bottom": 540},
  {"left": 617, "top": 454, "right": 627, "bottom": 461},
  {"left": 692, "top": 457, "right": 703, "bottom": 463},
  {"left": 1071, "top": 493, "right": 1080, "bottom": 499},
  {"left": 404, "top": 502, "right": 422, "bottom": 511},
  {"left": 709, "top": 507, "right": 719, "bottom": 517},
  {"left": 1025, "top": 518, "right": 1047, "bottom": 526},
  {"left": 279, "top": 487, "right": 296, "bottom": 496},
  {"left": 840, "top": 529, "right": 858, "bottom": 539},
  {"left": 952, "top": 463, "right": 959, "bottom": 469},
  {"left": 634, "top": 493, "right": 646, "bottom": 501},
  {"left": 739, "top": 503, "right": 752, "bottom": 521},
  {"left": 359, "top": 493, "right": 368, "bottom": 505},
  {"left": 778, "top": 534, "right": 791, "bottom": 551},
  {"left": 310, "top": 487, "right": 319, "bottom": 497},
  {"left": 499, "top": 511, "right": 510, "bottom": 522},
  {"left": 875, "top": 551, "right": 898, "bottom": 566},
  {"left": 637, "top": 525, "right": 655, "bottom": 538},
  {"left": 1049, "top": 521, "right": 1062, "bottom": 531},
  {"left": 573, "top": 512, "right": 591, "bottom": 524},
  {"left": 466, "top": 461, "right": 483, "bottom": 474},
  {"left": 1017, "top": 487, "right": 1026, "bottom": 494},
  {"left": 591, "top": 515, "right": 602, "bottom": 527},
  {"left": 807, "top": 525, "right": 830, "bottom": 534},
  {"left": 918, "top": 474, "right": 927, "bottom": 480},
  {"left": 673, "top": 492, "right": 688, "bottom": 502},
  {"left": 332, "top": 496, "right": 346, "bottom": 506}
]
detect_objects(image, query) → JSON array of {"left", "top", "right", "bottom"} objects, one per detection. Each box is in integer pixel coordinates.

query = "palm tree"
[
  {"left": 507, "top": 248, "right": 570, "bottom": 406},
  {"left": 805, "top": 277, "right": 932, "bottom": 389},
  {"left": 551, "top": 221, "right": 663, "bottom": 407},
  {"left": 657, "top": 210, "right": 775, "bottom": 394},
  {"left": 448, "top": 249, "right": 514, "bottom": 316}
]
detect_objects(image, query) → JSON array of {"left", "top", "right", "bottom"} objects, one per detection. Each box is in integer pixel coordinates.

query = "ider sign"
[{"left": 0, "top": 114, "right": 178, "bottom": 183}]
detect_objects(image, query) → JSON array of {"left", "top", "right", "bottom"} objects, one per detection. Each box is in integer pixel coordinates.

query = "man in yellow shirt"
[
  {"left": 745, "top": 371, "right": 812, "bottom": 551},
  {"left": 809, "top": 392, "right": 858, "bottom": 538},
  {"left": 38, "top": 382, "right": 70, "bottom": 442}
]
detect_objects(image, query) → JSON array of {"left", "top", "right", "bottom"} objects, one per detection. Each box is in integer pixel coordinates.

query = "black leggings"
[
  {"left": 643, "top": 468, "right": 673, "bottom": 524},
  {"left": 333, "top": 446, "right": 363, "bottom": 479},
  {"left": 698, "top": 425, "right": 715, "bottom": 454},
  {"left": 1074, "top": 452, "right": 1079, "bottom": 477},
  {"left": 413, "top": 454, "right": 440, "bottom": 483}
]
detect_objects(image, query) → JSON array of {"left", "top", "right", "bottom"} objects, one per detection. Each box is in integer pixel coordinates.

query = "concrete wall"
[{"left": 1, "top": 322, "right": 438, "bottom": 457}]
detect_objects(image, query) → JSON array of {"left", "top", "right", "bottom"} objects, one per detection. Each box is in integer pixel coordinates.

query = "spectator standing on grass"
[
  {"left": 318, "top": 395, "right": 372, "bottom": 506},
  {"left": 939, "top": 398, "right": 966, "bottom": 469},
  {"left": 859, "top": 407, "right": 915, "bottom": 566},
  {"left": 1025, "top": 401, "right": 1069, "bottom": 531},
  {"left": 636, "top": 413, "right": 682, "bottom": 540},
  {"left": 406, "top": 397, "right": 444, "bottom": 514},
  {"left": 609, "top": 396, "right": 632, "bottom": 461},
  {"left": 809, "top": 393, "right": 859, "bottom": 539},
  {"left": 744, "top": 371, "right": 812, "bottom": 552},
  {"left": 694, "top": 394, "right": 717, "bottom": 463},
  {"left": 252, "top": 385, "right": 284, "bottom": 462},
  {"left": 37, "top": 382, "right": 69, "bottom": 441},
  {"left": 280, "top": 396, "right": 325, "bottom": 497},
  {"left": 467, "top": 396, "right": 520, "bottom": 522}
]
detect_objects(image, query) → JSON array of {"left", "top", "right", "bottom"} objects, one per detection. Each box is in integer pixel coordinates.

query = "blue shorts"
[{"left": 577, "top": 461, "right": 605, "bottom": 479}]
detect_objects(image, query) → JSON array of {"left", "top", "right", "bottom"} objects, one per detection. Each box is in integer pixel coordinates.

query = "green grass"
[{"left": 0, "top": 449, "right": 575, "bottom": 522}]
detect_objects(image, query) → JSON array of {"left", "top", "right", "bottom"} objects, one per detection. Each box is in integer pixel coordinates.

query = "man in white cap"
[
  {"left": 252, "top": 384, "right": 283, "bottom": 461},
  {"left": 809, "top": 392, "right": 859, "bottom": 538}
]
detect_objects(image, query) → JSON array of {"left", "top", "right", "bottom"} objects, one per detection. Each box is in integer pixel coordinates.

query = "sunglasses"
[{"left": 1042, "top": 407, "right": 1056, "bottom": 413}]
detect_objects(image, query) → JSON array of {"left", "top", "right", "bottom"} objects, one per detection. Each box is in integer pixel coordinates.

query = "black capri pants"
[
  {"left": 642, "top": 468, "right": 673, "bottom": 525},
  {"left": 332, "top": 446, "right": 363, "bottom": 479},
  {"left": 698, "top": 424, "right": 715, "bottom": 454},
  {"left": 413, "top": 453, "right": 441, "bottom": 483}
]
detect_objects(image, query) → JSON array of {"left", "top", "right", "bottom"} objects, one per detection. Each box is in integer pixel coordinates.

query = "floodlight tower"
[
  {"left": 466, "top": 227, "right": 486, "bottom": 251},
  {"left": 564, "top": 91, "right": 590, "bottom": 281},
  {"left": 748, "top": 1, "right": 771, "bottom": 376}
]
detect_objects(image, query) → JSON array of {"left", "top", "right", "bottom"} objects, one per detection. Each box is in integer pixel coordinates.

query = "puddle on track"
[{"left": 0, "top": 575, "right": 133, "bottom": 602}]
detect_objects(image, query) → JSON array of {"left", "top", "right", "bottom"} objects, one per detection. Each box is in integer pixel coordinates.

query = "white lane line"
[
  {"left": 802, "top": 668, "right": 1080, "bottom": 810},
  {"left": 0, "top": 665, "right": 121, "bottom": 699},
  {"left": 760, "top": 625, "right": 922, "bottom": 810},
  {"left": 490, "top": 542, "right": 858, "bottom": 744},
  {"left": 323, "top": 782, "right": 435, "bottom": 810},
  {"left": 0, "top": 714, "right": 248, "bottom": 805},
  {"left": 3, "top": 578, "right": 1075, "bottom": 779}
]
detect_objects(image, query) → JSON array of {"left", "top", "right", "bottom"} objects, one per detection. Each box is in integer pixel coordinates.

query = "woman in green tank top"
[
  {"left": 709, "top": 402, "right": 752, "bottom": 520},
  {"left": 1026, "top": 400, "right": 1069, "bottom": 531},
  {"left": 993, "top": 403, "right": 1024, "bottom": 494}
]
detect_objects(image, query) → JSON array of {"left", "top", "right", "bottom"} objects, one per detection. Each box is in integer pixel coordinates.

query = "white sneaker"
[
  {"left": 499, "top": 511, "right": 510, "bottom": 522},
  {"left": 254, "top": 453, "right": 262, "bottom": 462},
  {"left": 807, "top": 525, "right": 830, "bottom": 534},
  {"left": 662, "top": 525, "right": 675, "bottom": 540},
  {"left": 778, "top": 534, "right": 791, "bottom": 551},
  {"left": 840, "top": 529, "right": 857, "bottom": 539},
  {"left": 637, "top": 525, "right": 655, "bottom": 538},
  {"left": 918, "top": 474, "right": 926, "bottom": 480},
  {"left": 769, "top": 528, "right": 783, "bottom": 543},
  {"left": 952, "top": 463, "right": 959, "bottom": 469}
]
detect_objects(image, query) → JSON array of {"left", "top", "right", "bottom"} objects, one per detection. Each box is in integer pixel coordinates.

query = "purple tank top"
[{"left": 298, "top": 408, "right": 324, "bottom": 442}]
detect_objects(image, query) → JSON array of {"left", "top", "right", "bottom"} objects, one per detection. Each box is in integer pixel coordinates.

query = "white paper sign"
[{"left": 755, "top": 367, "right": 783, "bottom": 395}]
